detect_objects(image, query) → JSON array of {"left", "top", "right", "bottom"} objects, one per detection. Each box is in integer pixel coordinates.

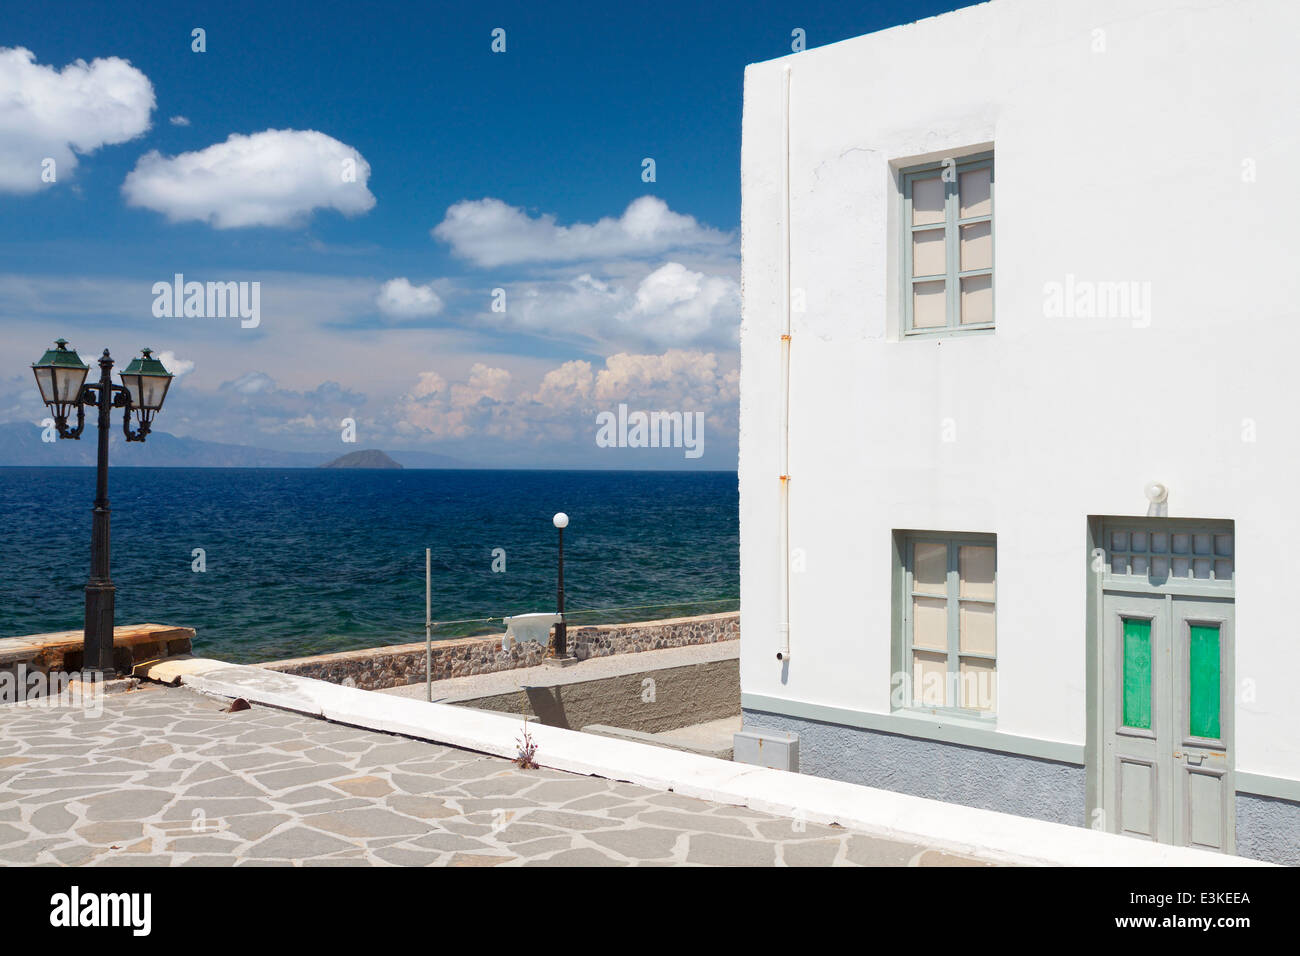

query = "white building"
[{"left": 737, "top": 0, "right": 1300, "bottom": 864}]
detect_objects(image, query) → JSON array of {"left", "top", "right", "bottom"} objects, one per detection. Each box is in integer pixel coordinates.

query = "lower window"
[{"left": 898, "top": 531, "right": 997, "bottom": 714}]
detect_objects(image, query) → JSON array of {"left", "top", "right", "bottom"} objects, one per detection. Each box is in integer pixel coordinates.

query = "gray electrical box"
[{"left": 733, "top": 727, "right": 799, "bottom": 772}]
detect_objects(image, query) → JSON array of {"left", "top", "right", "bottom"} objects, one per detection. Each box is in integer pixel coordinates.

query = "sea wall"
[
  {"left": 258, "top": 612, "right": 738, "bottom": 691},
  {"left": 0, "top": 624, "right": 194, "bottom": 689}
]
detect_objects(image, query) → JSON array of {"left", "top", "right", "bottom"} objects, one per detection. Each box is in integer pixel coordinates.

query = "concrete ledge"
[
  {"left": 136, "top": 654, "right": 233, "bottom": 684},
  {"left": 584, "top": 722, "right": 735, "bottom": 760},
  {"left": 0, "top": 624, "right": 194, "bottom": 673},
  {"left": 144, "top": 657, "right": 1269, "bottom": 867},
  {"left": 0, "top": 638, "right": 43, "bottom": 667},
  {"left": 1236, "top": 771, "right": 1300, "bottom": 804}
]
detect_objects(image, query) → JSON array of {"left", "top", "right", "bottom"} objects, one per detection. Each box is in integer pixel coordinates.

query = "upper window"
[
  {"left": 898, "top": 531, "right": 997, "bottom": 715},
  {"left": 901, "top": 153, "right": 994, "bottom": 336}
]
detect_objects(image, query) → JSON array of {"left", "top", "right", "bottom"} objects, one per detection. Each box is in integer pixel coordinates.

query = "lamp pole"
[
  {"left": 85, "top": 351, "right": 119, "bottom": 676},
  {"left": 553, "top": 512, "right": 569, "bottom": 658},
  {"left": 31, "top": 341, "right": 174, "bottom": 680}
]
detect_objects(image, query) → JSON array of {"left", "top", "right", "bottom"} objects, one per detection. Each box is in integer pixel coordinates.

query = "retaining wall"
[{"left": 258, "top": 612, "right": 739, "bottom": 691}]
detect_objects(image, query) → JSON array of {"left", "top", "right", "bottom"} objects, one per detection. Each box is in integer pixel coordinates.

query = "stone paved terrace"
[{"left": 0, "top": 683, "right": 993, "bottom": 867}]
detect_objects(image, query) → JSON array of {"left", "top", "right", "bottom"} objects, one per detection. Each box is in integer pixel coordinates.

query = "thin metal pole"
[
  {"left": 84, "top": 350, "right": 116, "bottom": 678},
  {"left": 425, "top": 548, "right": 432, "bottom": 702}
]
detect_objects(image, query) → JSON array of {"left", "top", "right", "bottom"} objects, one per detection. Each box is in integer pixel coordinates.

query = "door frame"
[{"left": 1085, "top": 515, "right": 1236, "bottom": 846}]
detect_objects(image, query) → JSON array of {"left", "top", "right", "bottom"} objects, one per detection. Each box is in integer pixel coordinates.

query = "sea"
[{"left": 0, "top": 468, "right": 738, "bottom": 664}]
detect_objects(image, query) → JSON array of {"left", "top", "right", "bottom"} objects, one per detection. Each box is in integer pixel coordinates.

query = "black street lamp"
[
  {"left": 31, "top": 340, "right": 174, "bottom": 678},
  {"left": 552, "top": 512, "right": 569, "bottom": 659}
]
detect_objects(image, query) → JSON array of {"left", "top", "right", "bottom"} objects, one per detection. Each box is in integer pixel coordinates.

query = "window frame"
[
  {"left": 897, "top": 530, "right": 998, "bottom": 718},
  {"left": 901, "top": 152, "right": 995, "bottom": 337}
]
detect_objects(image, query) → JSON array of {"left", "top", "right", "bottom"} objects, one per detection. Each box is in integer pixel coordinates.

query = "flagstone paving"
[{"left": 0, "top": 683, "right": 998, "bottom": 867}]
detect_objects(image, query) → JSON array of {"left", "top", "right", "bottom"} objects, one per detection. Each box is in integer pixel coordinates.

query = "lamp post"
[
  {"left": 552, "top": 512, "right": 569, "bottom": 659},
  {"left": 30, "top": 340, "right": 174, "bottom": 678}
]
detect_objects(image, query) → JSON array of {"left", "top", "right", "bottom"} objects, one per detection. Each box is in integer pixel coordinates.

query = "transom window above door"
[
  {"left": 1103, "top": 522, "right": 1234, "bottom": 593},
  {"left": 901, "top": 152, "right": 994, "bottom": 336}
]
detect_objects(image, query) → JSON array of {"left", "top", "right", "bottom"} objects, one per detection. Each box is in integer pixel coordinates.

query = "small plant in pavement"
[{"left": 514, "top": 719, "right": 539, "bottom": 769}]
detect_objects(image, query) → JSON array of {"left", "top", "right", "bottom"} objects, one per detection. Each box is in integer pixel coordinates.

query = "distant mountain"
[
  {"left": 0, "top": 422, "right": 469, "bottom": 469},
  {"left": 320, "top": 449, "right": 402, "bottom": 469}
]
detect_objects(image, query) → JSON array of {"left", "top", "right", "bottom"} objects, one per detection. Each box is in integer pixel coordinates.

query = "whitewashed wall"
[{"left": 739, "top": 0, "right": 1300, "bottom": 781}]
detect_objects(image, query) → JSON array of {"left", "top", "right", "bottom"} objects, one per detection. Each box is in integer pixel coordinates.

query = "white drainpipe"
[{"left": 777, "top": 64, "right": 792, "bottom": 663}]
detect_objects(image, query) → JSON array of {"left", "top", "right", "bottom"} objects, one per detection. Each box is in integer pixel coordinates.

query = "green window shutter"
[
  {"left": 1122, "top": 617, "right": 1153, "bottom": 730},
  {"left": 1189, "top": 624, "right": 1222, "bottom": 739}
]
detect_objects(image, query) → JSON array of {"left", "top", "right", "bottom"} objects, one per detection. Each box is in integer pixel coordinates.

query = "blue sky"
[{"left": 0, "top": 0, "right": 975, "bottom": 468}]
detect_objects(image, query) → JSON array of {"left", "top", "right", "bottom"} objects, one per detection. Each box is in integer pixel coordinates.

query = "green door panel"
[
  {"left": 1189, "top": 624, "right": 1221, "bottom": 739},
  {"left": 1122, "top": 618, "right": 1153, "bottom": 730}
]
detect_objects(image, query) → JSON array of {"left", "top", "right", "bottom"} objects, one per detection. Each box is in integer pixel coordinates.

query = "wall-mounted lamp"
[{"left": 1145, "top": 481, "right": 1168, "bottom": 517}]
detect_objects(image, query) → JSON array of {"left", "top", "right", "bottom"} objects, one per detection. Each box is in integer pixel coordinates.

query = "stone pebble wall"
[{"left": 258, "top": 612, "right": 738, "bottom": 692}]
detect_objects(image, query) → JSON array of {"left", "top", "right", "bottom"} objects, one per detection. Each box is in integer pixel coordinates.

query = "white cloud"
[
  {"left": 169, "top": 115, "right": 190, "bottom": 127},
  {"left": 450, "top": 363, "right": 511, "bottom": 406},
  {"left": 200, "top": 374, "right": 365, "bottom": 440},
  {"left": 426, "top": 196, "right": 739, "bottom": 350},
  {"left": 0, "top": 47, "right": 154, "bottom": 194},
  {"left": 433, "top": 195, "right": 733, "bottom": 267},
  {"left": 615, "top": 263, "right": 740, "bottom": 346},
  {"left": 0, "top": 270, "right": 503, "bottom": 410},
  {"left": 409, "top": 371, "right": 447, "bottom": 399},
  {"left": 122, "top": 128, "right": 376, "bottom": 228},
  {"left": 495, "top": 272, "right": 619, "bottom": 335},
  {"left": 533, "top": 359, "right": 594, "bottom": 408},
  {"left": 591, "top": 350, "right": 739, "bottom": 408},
  {"left": 155, "top": 350, "right": 194, "bottom": 377},
  {"left": 398, "top": 363, "right": 517, "bottom": 440},
  {"left": 395, "top": 350, "right": 738, "bottom": 449},
  {"left": 221, "top": 371, "right": 275, "bottom": 395},
  {"left": 376, "top": 277, "right": 444, "bottom": 317},
  {"left": 0, "top": 269, "right": 741, "bottom": 464},
  {"left": 474, "top": 262, "right": 739, "bottom": 350}
]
